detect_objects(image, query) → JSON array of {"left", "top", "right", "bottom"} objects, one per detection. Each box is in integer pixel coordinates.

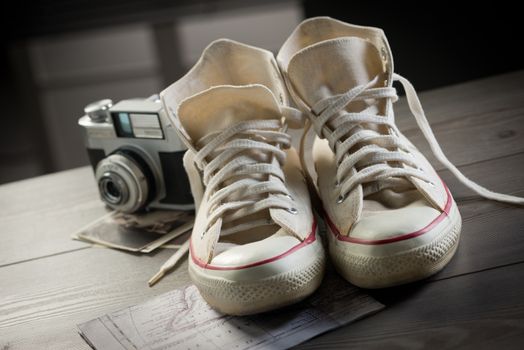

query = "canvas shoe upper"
[
  {"left": 277, "top": 17, "right": 523, "bottom": 288},
  {"left": 161, "top": 39, "right": 325, "bottom": 314}
]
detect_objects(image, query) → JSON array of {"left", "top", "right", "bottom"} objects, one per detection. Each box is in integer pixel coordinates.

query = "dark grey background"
[{"left": 1, "top": 0, "right": 522, "bottom": 184}]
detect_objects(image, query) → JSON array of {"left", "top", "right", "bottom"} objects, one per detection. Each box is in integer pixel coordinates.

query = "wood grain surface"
[
  {"left": 295, "top": 262, "right": 524, "bottom": 350},
  {"left": 0, "top": 168, "right": 106, "bottom": 266},
  {"left": 1, "top": 71, "right": 524, "bottom": 349}
]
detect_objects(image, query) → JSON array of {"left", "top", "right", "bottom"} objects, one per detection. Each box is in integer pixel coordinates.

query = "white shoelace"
[
  {"left": 310, "top": 73, "right": 524, "bottom": 205},
  {"left": 193, "top": 119, "right": 296, "bottom": 236}
]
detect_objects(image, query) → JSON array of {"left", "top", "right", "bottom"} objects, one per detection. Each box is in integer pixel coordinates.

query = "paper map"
[{"left": 78, "top": 272, "right": 383, "bottom": 350}]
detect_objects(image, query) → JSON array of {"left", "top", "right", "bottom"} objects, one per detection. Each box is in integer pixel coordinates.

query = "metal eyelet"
[
  {"left": 337, "top": 194, "right": 347, "bottom": 204},
  {"left": 424, "top": 180, "right": 436, "bottom": 187},
  {"left": 285, "top": 194, "right": 294, "bottom": 201},
  {"left": 200, "top": 230, "right": 206, "bottom": 240},
  {"left": 334, "top": 180, "right": 341, "bottom": 188},
  {"left": 286, "top": 207, "right": 298, "bottom": 215}
]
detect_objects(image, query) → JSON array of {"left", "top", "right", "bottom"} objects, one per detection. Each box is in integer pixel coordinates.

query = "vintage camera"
[{"left": 78, "top": 95, "right": 193, "bottom": 213}]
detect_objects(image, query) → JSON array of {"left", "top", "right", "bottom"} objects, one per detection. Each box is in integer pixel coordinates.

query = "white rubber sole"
[
  {"left": 327, "top": 202, "right": 462, "bottom": 289},
  {"left": 188, "top": 231, "right": 326, "bottom": 315}
]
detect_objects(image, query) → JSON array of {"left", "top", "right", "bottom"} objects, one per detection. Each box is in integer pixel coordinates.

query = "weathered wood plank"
[
  {"left": 0, "top": 247, "right": 191, "bottom": 350},
  {"left": 440, "top": 152, "right": 524, "bottom": 208},
  {"left": 0, "top": 168, "right": 107, "bottom": 266},
  {"left": 295, "top": 262, "right": 524, "bottom": 350},
  {"left": 403, "top": 105, "right": 524, "bottom": 172},
  {"left": 2, "top": 244, "right": 523, "bottom": 350},
  {"left": 395, "top": 70, "right": 524, "bottom": 171},
  {"left": 395, "top": 69, "right": 524, "bottom": 130},
  {"left": 432, "top": 152, "right": 524, "bottom": 280}
]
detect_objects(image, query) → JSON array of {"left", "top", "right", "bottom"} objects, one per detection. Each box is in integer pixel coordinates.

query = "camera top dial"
[{"left": 84, "top": 99, "right": 113, "bottom": 122}]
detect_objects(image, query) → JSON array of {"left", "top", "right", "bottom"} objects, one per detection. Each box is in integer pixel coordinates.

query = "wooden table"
[{"left": 2, "top": 71, "right": 524, "bottom": 349}]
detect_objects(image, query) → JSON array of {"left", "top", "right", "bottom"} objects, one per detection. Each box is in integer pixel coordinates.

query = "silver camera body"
[{"left": 78, "top": 96, "right": 193, "bottom": 213}]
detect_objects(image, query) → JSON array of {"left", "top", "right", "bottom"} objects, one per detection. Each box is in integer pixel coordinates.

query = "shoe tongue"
[
  {"left": 287, "top": 37, "right": 386, "bottom": 107},
  {"left": 177, "top": 84, "right": 282, "bottom": 145},
  {"left": 177, "top": 84, "right": 299, "bottom": 242}
]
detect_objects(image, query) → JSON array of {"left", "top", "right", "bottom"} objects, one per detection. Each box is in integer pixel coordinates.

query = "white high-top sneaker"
[
  {"left": 161, "top": 39, "right": 325, "bottom": 315},
  {"left": 277, "top": 17, "right": 524, "bottom": 288}
]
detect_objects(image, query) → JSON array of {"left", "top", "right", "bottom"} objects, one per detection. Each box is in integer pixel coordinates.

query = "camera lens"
[
  {"left": 95, "top": 152, "right": 151, "bottom": 213},
  {"left": 99, "top": 173, "right": 127, "bottom": 205},
  {"left": 106, "top": 181, "right": 120, "bottom": 199}
]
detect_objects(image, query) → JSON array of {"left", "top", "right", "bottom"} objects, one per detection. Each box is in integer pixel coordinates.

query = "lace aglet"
[{"left": 148, "top": 270, "right": 165, "bottom": 287}]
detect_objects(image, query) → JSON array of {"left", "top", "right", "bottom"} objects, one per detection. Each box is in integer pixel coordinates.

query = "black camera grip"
[{"left": 158, "top": 151, "right": 193, "bottom": 205}]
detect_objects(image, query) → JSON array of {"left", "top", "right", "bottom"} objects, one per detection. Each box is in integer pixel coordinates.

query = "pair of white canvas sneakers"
[{"left": 160, "top": 17, "right": 523, "bottom": 315}]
